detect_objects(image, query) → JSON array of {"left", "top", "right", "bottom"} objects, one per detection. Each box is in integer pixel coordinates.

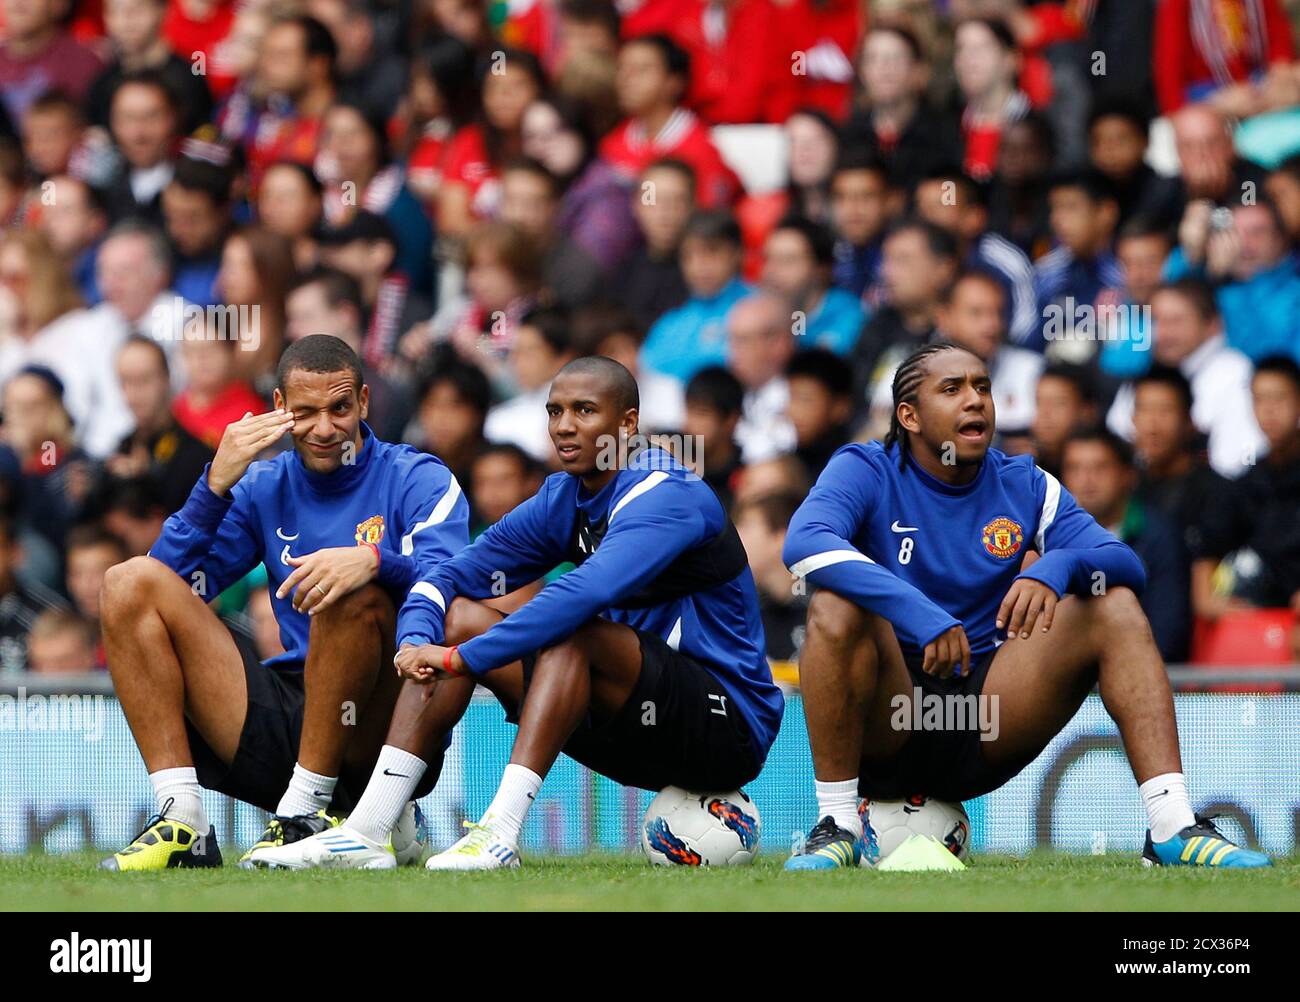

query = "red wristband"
[
  {"left": 443, "top": 644, "right": 461, "bottom": 676},
  {"left": 366, "top": 542, "right": 381, "bottom": 569}
]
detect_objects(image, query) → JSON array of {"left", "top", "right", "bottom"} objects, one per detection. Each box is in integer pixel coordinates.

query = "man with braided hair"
[{"left": 784, "top": 341, "right": 1270, "bottom": 870}]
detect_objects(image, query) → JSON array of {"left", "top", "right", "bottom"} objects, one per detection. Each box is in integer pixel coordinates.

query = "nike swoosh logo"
[
  {"left": 1149, "top": 789, "right": 1169, "bottom": 798},
  {"left": 313, "top": 790, "right": 331, "bottom": 798},
  {"left": 276, "top": 527, "right": 299, "bottom": 541},
  {"left": 526, "top": 792, "right": 535, "bottom": 800},
  {"left": 890, "top": 521, "right": 919, "bottom": 533},
  {"left": 383, "top": 769, "right": 410, "bottom": 778}
]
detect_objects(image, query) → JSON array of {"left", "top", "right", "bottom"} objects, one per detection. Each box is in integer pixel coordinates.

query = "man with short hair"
[
  {"left": 727, "top": 291, "right": 798, "bottom": 465},
  {"left": 99, "top": 335, "right": 469, "bottom": 870},
  {"left": 0, "top": 0, "right": 104, "bottom": 123},
  {"left": 104, "top": 70, "right": 181, "bottom": 224}
]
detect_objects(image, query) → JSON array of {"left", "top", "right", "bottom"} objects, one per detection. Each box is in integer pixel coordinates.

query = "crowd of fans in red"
[{"left": 0, "top": 0, "right": 1298, "bottom": 674}]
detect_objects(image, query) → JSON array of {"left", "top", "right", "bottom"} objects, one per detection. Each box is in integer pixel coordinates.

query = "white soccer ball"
[
  {"left": 391, "top": 801, "right": 427, "bottom": 866},
  {"left": 642, "top": 787, "right": 761, "bottom": 866},
  {"left": 862, "top": 796, "right": 971, "bottom": 864}
]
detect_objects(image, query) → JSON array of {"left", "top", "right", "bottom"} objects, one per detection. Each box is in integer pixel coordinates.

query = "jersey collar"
[
  {"left": 294, "top": 421, "right": 375, "bottom": 495},
  {"left": 903, "top": 448, "right": 989, "bottom": 497}
]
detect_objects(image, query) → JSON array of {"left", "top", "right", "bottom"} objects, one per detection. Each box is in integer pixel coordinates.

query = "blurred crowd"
[{"left": 1, "top": 0, "right": 1299, "bottom": 673}]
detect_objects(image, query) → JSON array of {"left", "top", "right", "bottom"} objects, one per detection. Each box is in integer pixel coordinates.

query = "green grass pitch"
[{"left": 2, "top": 852, "right": 1297, "bottom": 911}]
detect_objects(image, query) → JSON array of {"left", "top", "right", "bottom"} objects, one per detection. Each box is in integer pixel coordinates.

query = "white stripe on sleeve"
[
  {"left": 788, "top": 549, "right": 875, "bottom": 578},
  {"left": 401, "top": 476, "right": 463, "bottom": 556},
  {"left": 1035, "top": 470, "right": 1062, "bottom": 553}
]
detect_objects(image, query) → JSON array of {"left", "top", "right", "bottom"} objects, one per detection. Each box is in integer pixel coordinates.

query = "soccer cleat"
[
  {"left": 784, "top": 815, "right": 861, "bottom": 870},
  {"left": 1142, "top": 814, "right": 1272, "bottom": 869},
  {"left": 238, "top": 809, "right": 343, "bottom": 869},
  {"left": 425, "top": 817, "right": 520, "bottom": 871},
  {"left": 245, "top": 825, "right": 398, "bottom": 870},
  {"left": 99, "top": 799, "right": 222, "bottom": 871}
]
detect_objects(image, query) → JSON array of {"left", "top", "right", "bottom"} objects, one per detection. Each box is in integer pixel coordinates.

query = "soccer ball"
[
  {"left": 391, "top": 801, "right": 427, "bottom": 866},
  {"left": 862, "top": 796, "right": 971, "bottom": 864},
  {"left": 642, "top": 787, "right": 761, "bottom": 866}
]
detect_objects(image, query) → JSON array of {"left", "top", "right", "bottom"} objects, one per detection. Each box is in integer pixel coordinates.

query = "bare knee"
[
  {"left": 100, "top": 556, "right": 178, "bottom": 625},
  {"left": 805, "top": 590, "right": 874, "bottom": 649},
  {"left": 1088, "top": 586, "right": 1148, "bottom": 633},
  {"left": 444, "top": 597, "right": 500, "bottom": 646}
]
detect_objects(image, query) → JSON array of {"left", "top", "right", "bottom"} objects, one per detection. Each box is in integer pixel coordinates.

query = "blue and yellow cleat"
[
  {"left": 1142, "top": 814, "right": 1272, "bottom": 869},
  {"left": 785, "top": 815, "right": 862, "bottom": 870},
  {"left": 99, "top": 799, "right": 222, "bottom": 871}
]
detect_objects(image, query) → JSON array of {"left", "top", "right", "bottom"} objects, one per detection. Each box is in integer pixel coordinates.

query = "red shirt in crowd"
[
  {"left": 1154, "top": 0, "right": 1295, "bottom": 113},
  {"left": 172, "top": 381, "right": 267, "bottom": 450},
  {"left": 441, "top": 122, "right": 503, "bottom": 220},
  {"left": 773, "top": 0, "right": 863, "bottom": 120},
  {"left": 599, "top": 107, "right": 740, "bottom": 207},
  {"left": 624, "top": 0, "right": 799, "bottom": 124},
  {"left": 162, "top": 0, "right": 239, "bottom": 99}
]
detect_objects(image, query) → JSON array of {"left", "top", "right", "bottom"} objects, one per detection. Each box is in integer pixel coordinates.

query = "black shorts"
[
  {"left": 186, "top": 642, "right": 443, "bottom": 815},
  {"left": 857, "top": 648, "right": 1021, "bottom": 803},
  {"left": 510, "top": 626, "right": 761, "bottom": 792}
]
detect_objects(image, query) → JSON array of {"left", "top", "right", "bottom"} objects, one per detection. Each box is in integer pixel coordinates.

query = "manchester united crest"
[
  {"left": 355, "top": 514, "right": 386, "bottom": 545},
  {"left": 981, "top": 516, "right": 1023, "bottom": 559}
]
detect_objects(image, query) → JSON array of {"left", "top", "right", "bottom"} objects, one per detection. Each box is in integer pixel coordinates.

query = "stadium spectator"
[
  {"left": 849, "top": 219, "right": 958, "bottom": 421},
  {"left": 215, "top": 225, "right": 295, "bottom": 388},
  {"left": 727, "top": 292, "right": 798, "bottom": 464},
  {"left": 616, "top": 157, "right": 692, "bottom": 329},
  {"left": 103, "top": 70, "right": 182, "bottom": 225},
  {"left": 571, "top": 301, "right": 684, "bottom": 433},
  {"left": 34, "top": 175, "right": 108, "bottom": 306},
  {"left": 1098, "top": 217, "right": 1172, "bottom": 380},
  {"left": 218, "top": 15, "right": 339, "bottom": 192},
  {"left": 599, "top": 34, "right": 739, "bottom": 208},
  {"left": 484, "top": 307, "right": 577, "bottom": 463},
  {"left": 64, "top": 524, "right": 128, "bottom": 666},
  {"left": 1108, "top": 278, "right": 1264, "bottom": 478},
  {"left": 499, "top": 158, "right": 602, "bottom": 309},
  {"left": 520, "top": 95, "right": 639, "bottom": 272},
  {"left": 412, "top": 351, "right": 490, "bottom": 505},
  {"left": 0, "top": 511, "right": 68, "bottom": 673},
  {"left": 1061, "top": 426, "right": 1191, "bottom": 662},
  {"left": 437, "top": 47, "right": 546, "bottom": 239},
  {"left": 840, "top": 24, "right": 963, "bottom": 187},
  {"left": 308, "top": 0, "right": 406, "bottom": 124},
  {"left": 107, "top": 335, "right": 213, "bottom": 515},
  {"left": 0, "top": 0, "right": 104, "bottom": 124},
  {"left": 21, "top": 91, "right": 85, "bottom": 182},
  {"left": 466, "top": 441, "right": 549, "bottom": 609},
  {"left": 733, "top": 452, "right": 810, "bottom": 507},
  {"left": 1031, "top": 361, "right": 1099, "bottom": 479},
  {"left": 1087, "top": 97, "right": 1182, "bottom": 229},
  {"left": 1192, "top": 356, "right": 1300, "bottom": 621},
  {"left": 682, "top": 364, "right": 744, "bottom": 511},
  {"left": 0, "top": 137, "right": 25, "bottom": 229},
  {"left": 913, "top": 166, "right": 1038, "bottom": 348},
  {"left": 734, "top": 489, "right": 808, "bottom": 661},
  {"left": 641, "top": 209, "right": 750, "bottom": 381},
  {"left": 1166, "top": 200, "right": 1300, "bottom": 365},
  {"left": 25, "top": 607, "right": 98, "bottom": 673},
  {"left": 985, "top": 110, "right": 1056, "bottom": 257},
  {"left": 760, "top": 216, "right": 865, "bottom": 357},
  {"left": 162, "top": 0, "right": 240, "bottom": 100},
  {"left": 284, "top": 267, "right": 412, "bottom": 442},
  {"left": 171, "top": 323, "right": 266, "bottom": 449},
  {"left": 257, "top": 161, "right": 325, "bottom": 270},
  {"left": 1265, "top": 154, "right": 1300, "bottom": 243},
  {"left": 1034, "top": 169, "right": 1124, "bottom": 363},
  {"left": 826, "top": 149, "right": 889, "bottom": 305},
  {"left": 785, "top": 347, "right": 852, "bottom": 481},
  {"left": 97, "top": 476, "right": 167, "bottom": 557},
  {"left": 87, "top": 0, "right": 214, "bottom": 134},
  {"left": 161, "top": 143, "right": 236, "bottom": 308},
  {"left": 1131, "top": 363, "right": 1226, "bottom": 559},
  {"left": 315, "top": 102, "right": 435, "bottom": 296},
  {"left": 1170, "top": 103, "right": 1264, "bottom": 206},
  {"left": 319, "top": 210, "right": 434, "bottom": 375},
  {"left": 953, "top": 18, "right": 1029, "bottom": 183}
]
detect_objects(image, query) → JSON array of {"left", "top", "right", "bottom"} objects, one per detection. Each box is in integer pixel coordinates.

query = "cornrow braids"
[{"left": 882, "top": 341, "right": 982, "bottom": 470}]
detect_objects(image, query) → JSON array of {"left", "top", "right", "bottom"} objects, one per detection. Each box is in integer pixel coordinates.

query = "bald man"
[
  {"left": 728, "top": 292, "right": 799, "bottom": 464},
  {"left": 256, "top": 356, "right": 784, "bottom": 870}
]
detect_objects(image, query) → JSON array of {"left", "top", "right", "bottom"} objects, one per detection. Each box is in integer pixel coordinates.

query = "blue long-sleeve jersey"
[
  {"left": 151, "top": 423, "right": 470, "bottom": 670},
  {"left": 783, "top": 442, "right": 1146, "bottom": 659},
  {"left": 397, "top": 447, "right": 784, "bottom": 761}
]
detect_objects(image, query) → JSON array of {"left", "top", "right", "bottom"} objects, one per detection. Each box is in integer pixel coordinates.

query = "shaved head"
[{"left": 555, "top": 355, "right": 639, "bottom": 414}]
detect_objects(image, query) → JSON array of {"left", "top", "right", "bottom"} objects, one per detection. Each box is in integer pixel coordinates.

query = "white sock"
[
  {"left": 345, "top": 746, "right": 427, "bottom": 843},
  {"left": 482, "top": 763, "right": 542, "bottom": 845},
  {"left": 275, "top": 763, "right": 337, "bottom": 818},
  {"left": 149, "top": 766, "right": 209, "bottom": 833},
  {"left": 815, "top": 777, "right": 863, "bottom": 839},
  {"left": 1140, "top": 772, "right": 1196, "bottom": 842}
]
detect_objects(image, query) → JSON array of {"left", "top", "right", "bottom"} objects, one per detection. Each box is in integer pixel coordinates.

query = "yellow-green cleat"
[
  {"left": 239, "top": 809, "right": 343, "bottom": 869},
  {"left": 100, "top": 800, "right": 222, "bottom": 871}
]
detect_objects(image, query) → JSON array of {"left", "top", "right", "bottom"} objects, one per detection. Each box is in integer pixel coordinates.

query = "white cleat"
[
  {"left": 425, "top": 818, "right": 521, "bottom": 871},
  {"left": 250, "top": 826, "right": 398, "bottom": 870}
]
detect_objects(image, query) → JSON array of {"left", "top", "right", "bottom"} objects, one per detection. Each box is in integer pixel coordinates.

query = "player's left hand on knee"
[
  {"left": 997, "top": 579, "right": 1059, "bottom": 640},
  {"left": 277, "top": 546, "right": 380, "bottom": 615}
]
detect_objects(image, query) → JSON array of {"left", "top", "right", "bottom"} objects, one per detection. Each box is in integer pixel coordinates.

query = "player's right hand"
[
  {"left": 208, "top": 409, "right": 295, "bottom": 497},
  {"left": 922, "top": 624, "right": 970, "bottom": 679}
]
